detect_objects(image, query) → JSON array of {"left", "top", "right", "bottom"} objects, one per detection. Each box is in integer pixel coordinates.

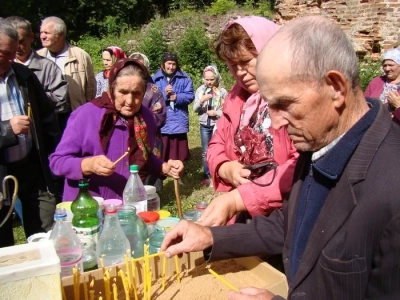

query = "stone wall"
[{"left": 274, "top": 0, "right": 400, "bottom": 57}]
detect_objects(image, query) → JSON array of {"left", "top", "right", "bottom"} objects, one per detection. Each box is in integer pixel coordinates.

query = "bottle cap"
[
  {"left": 129, "top": 165, "right": 139, "bottom": 172},
  {"left": 195, "top": 201, "right": 208, "bottom": 210},
  {"left": 54, "top": 208, "right": 67, "bottom": 219},
  {"left": 93, "top": 196, "right": 104, "bottom": 206},
  {"left": 105, "top": 204, "right": 117, "bottom": 214},
  {"left": 138, "top": 211, "right": 160, "bottom": 223},
  {"left": 155, "top": 217, "right": 180, "bottom": 231},
  {"left": 144, "top": 185, "right": 156, "bottom": 195},
  {"left": 156, "top": 210, "right": 171, "bottom": 219},
  {"left": 104, "top": 199, "right": 123, "bottom": 208},
  {"left": 78, "top": 179, "right": 89, "bottom": 187}
]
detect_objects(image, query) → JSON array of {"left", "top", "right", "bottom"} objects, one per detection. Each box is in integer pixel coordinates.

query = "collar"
[
  {"left": 48, "top": 43, "right": 69, "bottom": 58},
  {"left": 0, "top": 68, "right": 15, "bottom": 83},
  {"left": 312, "top": 99, "right": 379, "bottom": 180},
  {"left": 15, "top": 50, "right": 34, "bottom": 66}
]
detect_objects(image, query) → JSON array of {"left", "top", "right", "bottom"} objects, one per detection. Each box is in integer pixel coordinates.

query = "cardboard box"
[
  {"left": 0, "top": 240, "right": 61, "bottom": 300},
  {"left": 62, "top": 252, "right": 288, "bottom": 299}
]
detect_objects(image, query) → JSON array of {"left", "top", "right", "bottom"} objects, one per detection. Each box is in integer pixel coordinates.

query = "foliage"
[
  {"left": 207, "top": 0, "right": 237, "bottom": 16},
  {"left": 255, "top": 0, "right": 274, "bottom": 19},
  {"left": 359, "top": 59, "right": 382, "bottom": 91},
  {"left": 136, "top": 23, "right": 169, "bottom": 74}
]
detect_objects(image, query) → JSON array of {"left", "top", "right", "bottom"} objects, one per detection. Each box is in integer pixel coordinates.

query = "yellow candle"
[
  {"left": 131, "top": 259, "right": 138, "bottom": 300},
  {"left": 113, "top": 281, "right": 118, "bottom": 300},
  {"left": 104, "top": 270, "right": 111, "bottom": 300},
  {"left": 100, "top": 255, "right": 105, "bottom": 274},
  {"left": 124, "top": 254, "right": 133, "bottom": 290},
  {"left": 61, "top": 285, "right": 67, "bottom": 300},
  {"left": 99, "top": 297, "right": 103, "bottom": 300},
  {"left": 142, "top": 260, "right": 147, "bottom": 300},
  {"left": 89, "top": 290, "right": 95, "bottom": 300},
  {"left": 174, "top": 255, "right": 181, "bottom": 283},
  {"left": 73, "top": 267, "right": 80, "bottom": 300},
  {"left": 89, "top": 280, "right": 95, "bottom": 300},
  {"left": 147, "top": 271, "right": 152, "bottom": 300},
  {"left": 118, "top": 269, "right": 130, "bottom": 300},
  {"left": 145, "top": 251, "right": 165, "bottom": 259},
  {"left": 162, "top": 255, "right": 167, "bottom": 291},
  {"left": 83, "top": 276, "right": 89, "bottom": 300},
  {"left": 207, "top": 268, "right": 239, "bottom": 292}
]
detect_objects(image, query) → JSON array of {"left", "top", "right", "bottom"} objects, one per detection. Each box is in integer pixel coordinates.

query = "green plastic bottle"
[{"left": 71, "top": 179, "right": 100, "bottom": 248}]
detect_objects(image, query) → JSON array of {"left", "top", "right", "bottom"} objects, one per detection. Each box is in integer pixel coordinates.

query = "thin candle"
[
  {"left": 145, "top": 251, "right": 165, "bottom": 259},
  {"left": 174, "top": 255, "right": 181, "bottom": 283},
  {"left": 113, "top": 147, "right": 130, "bottom": 166},
  {"left": 147, "top": 270, "right": 152, "bottom": 300},
  {"left": 142, "top": 260, "right": 147, "bottom": 300},
  {"left": 125, "top": 253, "right": 133, "bottom": 290},
  {"left": 83, "top": 276, "right": 89, "bottom": 300},
  {"left": 104, "top": 270, "right": 111, "bottom": 300},
  {"left": 207, "top": 267, "right": 239, "bottom": 292},
  {"left": 89, "top": 280, "right": 95, "bottom": 300},
  {"left": 73, "top": 267, "right": 80, "bottom": 300},
  {"left": 162, "top": 255, "right": 167, "bottom": 291},
  {"left": 118, "top": 269, "right": 130, "bottom": 300},
  {"left": 100, "top": 255, "right": 105, "bottom": 274},
  {"left": 61, "top": 284, "right": 67, "bottom": 300},
  {"left": 131, "top": 259, "right": 138, "bottom": 300},
  {"left": 113, "top": 280, "right": 118, "bottom": 300}
]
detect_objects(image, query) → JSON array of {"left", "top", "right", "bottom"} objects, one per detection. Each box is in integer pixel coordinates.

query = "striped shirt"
[{"left": 0, "top": 68, "right": 32, "bottom": 163}]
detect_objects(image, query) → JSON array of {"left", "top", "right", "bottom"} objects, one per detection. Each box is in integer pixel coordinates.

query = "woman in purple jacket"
[{"left": 50, "top": 59, "right": 183, "bottom": 201}]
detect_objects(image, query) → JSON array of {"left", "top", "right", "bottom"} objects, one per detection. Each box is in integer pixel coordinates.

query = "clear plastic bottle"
[
  {"left": 96, "top": 204, "right": 131, "bottom": 267},
  {"left": 81, "top": 237, "right": 97, "bottom": 271},
  {"left": 49, "top": 208, "right": 83, "bottom": 277},
  {"left": 117, "top": 205, "right": 148, "bottom": 258},
  {"left": 123, "top": 165, "right": 148, "bottom": 213}
]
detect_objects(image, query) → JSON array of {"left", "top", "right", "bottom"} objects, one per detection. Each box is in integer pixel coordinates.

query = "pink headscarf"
[{"left": 106, "top": 46, "right": 127, "bottom": 61}]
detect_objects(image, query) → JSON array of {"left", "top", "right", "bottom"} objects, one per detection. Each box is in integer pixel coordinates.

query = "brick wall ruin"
[{"left": 274, "top": 0, "right": 400, "bottom": 57}]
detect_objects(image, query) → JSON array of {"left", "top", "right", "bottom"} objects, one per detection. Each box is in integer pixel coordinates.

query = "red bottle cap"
[{"left": 138, "top": 211, "right": 160, "bottom": 223}]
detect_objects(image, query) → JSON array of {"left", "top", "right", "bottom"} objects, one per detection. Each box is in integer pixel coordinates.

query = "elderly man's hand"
[
  {"left": 387, "top": 91, "right": 400, "bottom": 109},
  {"left": 228, "top": 287, "right": 276, "bottom": 300},
  {"left": 161, "top": 220, "right": 214, "bottom": 258},
  {"left": 81, "top": 155, "right": 115, "bottom": 177},
  {"left": 10, "top": 115, "right": 31, "bottom": 135},
  {"left": 218, "top": 161, "right": 251, "bottom": 187},
  {"left": 162, "top": 160, "right": 184, "bottom": 179},
  {"left": 197, "top": 189, "right": 245, "bottom": 226}
]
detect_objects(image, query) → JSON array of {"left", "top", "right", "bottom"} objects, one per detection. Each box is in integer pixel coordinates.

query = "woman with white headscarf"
[{"left": 193, "top": 65, "right": 227, "bottom": 186}]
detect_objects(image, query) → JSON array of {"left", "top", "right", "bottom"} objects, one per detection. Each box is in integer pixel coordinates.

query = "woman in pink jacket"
[{"left": 197, "top": 16, "right": 299, "bottom": 226}]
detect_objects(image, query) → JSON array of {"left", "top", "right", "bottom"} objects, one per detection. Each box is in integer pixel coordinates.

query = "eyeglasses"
[{"left": 243, "top": 161, "right": 278, "bottom": 187}]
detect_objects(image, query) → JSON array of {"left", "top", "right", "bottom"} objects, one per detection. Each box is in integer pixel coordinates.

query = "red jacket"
[{"left": 207, "top": 84, "right": 299, "bottom": 216}]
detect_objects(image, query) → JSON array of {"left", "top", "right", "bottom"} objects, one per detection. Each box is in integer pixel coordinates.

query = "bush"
[
  {"left": 207, "top": 0, "right": 236, "bottom": 16},
  {"left": 136, "top": 23, "right": 169, "bottom": 74},
  {"left": 255, "top": 0, "right": 274, "bottom": 19},
  {"left": 359, "top": 59, "right": 382, "bottom": 91}
]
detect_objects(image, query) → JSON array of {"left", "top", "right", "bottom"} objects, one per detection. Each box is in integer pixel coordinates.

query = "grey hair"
[
  {"left": 129, "top": 52, "right": 150, "bottom": 70},
  {"left": 281, "top": 16, "right": 359, "bottom": 89},
  {"left": 41, "top": 16, "right": 67, "bottom": 35},
  {"left": 6, "top": 16, "right": 32, "bottom": 34},
  {"left": 0, "top": 19, "right": 18, "bottom": 42},
  {"left": 111, "top": 64, "right": 148, "bottom": 93}
]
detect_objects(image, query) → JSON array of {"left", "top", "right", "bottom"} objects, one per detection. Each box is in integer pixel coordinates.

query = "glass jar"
[
  {"left": 144, "top": 185, "right": 160, "bottom": 211},
  {"left": 191, "top": 201, "right": 209, "bottom": 222},
  {"left": 117, "top": 205, "right": 148, "bottom": 258},
  {"left": 138, "top": 211, "right": 160, "bottom": 236},
  {"left": 149, "top": 217, "right": 180, "bottom": 254}
]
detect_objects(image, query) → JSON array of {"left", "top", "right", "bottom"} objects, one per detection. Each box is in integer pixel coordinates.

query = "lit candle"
[
  {"left": 89, "top": 280, "right": 95, "bottom": 300},
  {"left": 100, "top": 255, "right": 105, "bottom": 274},
  {"left": 162, "top": 255, "right": 167, "bottom": 291},
  {"left": 73, "top": 267, "right": 80, "bottom": 300},
  {"left": 174, "top": 255, "right": 181, "bottom": 283}
]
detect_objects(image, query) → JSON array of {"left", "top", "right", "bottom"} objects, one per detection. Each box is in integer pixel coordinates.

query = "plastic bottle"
[
  {"left": 71, "top": 179, "right": 100, "bottom": 245},
  {"left": 49, "top": 208, "right": 83, "bottom": 277},
  {"left": 117, "top": 205, "right": 148, "bottom": 258},
  {"left": 123, "top": 165, "right": 148, "bottom": 213},
  {"left": 81, "top": 237, "right": 97, "bottom": 271},
  {"left": 144, "top": 185, "right": 160, "bottom": 211},
  {"left": 96, "top": 204, "right": 131, "bottom": 267}
]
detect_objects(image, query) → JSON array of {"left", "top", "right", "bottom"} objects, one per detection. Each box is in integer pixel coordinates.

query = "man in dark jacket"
[
  {"left": 0, "top": 19, "right": 60, "bottom": 247},
  {"left": 160, "top": 16, "right": 400, "bottom": 300}
]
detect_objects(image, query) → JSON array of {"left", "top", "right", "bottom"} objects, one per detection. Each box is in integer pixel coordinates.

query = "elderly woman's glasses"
[{"left": 243, "top": 161, "right": 278, "bottom": 187}]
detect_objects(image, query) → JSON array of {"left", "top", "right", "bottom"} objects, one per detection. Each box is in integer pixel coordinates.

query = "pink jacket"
[{"left": 207, "top": 84, "right": 299, "bottom": 216}]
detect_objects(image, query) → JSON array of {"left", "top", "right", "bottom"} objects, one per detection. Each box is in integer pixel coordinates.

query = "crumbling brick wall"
[{"left": 274, "top": 0, "right": 400, "bottom": 57}]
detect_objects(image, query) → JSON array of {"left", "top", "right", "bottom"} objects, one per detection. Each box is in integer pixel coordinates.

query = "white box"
[{"left": 0, "top": 240, "right": 61, "bottom": 300}]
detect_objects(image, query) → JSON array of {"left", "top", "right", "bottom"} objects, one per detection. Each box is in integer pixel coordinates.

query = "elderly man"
[
  {"left": 37, "top": 16, "right": 95, "bottom": 130},
  {"left": 0, "top": 19, "right": 60, "bottom": 247},
  {"left": 6, "top": 16, "right": 69, "bottom": 125},
  {"left": 161, "top": 16, "right": 400, "bottom": 299}
]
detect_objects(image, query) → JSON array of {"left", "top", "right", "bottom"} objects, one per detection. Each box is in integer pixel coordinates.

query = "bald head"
[{"left": 258, "top": 16, "right": 359, "bottom": 89}]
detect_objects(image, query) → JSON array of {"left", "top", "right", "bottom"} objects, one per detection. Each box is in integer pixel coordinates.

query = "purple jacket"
[{"left": 49, "top": 102, "right": 163, "bottom": 201}]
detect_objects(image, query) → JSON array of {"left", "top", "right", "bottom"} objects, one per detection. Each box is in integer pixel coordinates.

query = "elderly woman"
[
  {"left": 365, "top": 48, "right": 400, "bottom": 122},
  {"left": 193, "top": 65, "right": 227, "bottom": 186},
  {"left": 95, "top": 46, "right": 127, "bottom": 97},
  {"left": 197, "top": 16, "right": 299, "bottom": 226},
  {"left": 50, "top": 59, "right": 183, "bottom": 201}
]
